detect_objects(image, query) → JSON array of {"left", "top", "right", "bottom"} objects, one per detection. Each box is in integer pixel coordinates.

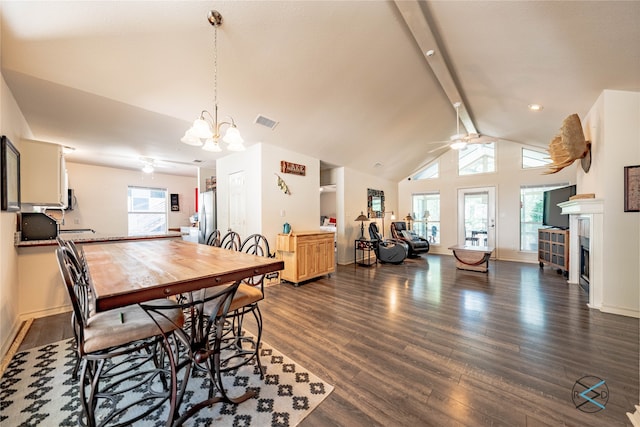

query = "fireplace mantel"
[
  {"left": 557, "top": 198, "right": 604, "bottom": 215},
  {"left": 558, "top": 199, "right": 604, "bottom": 310}
]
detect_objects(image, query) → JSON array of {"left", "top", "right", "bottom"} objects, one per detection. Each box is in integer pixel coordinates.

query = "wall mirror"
[{"left": 367, "top": 188, "right": 384, "bottom": 218}]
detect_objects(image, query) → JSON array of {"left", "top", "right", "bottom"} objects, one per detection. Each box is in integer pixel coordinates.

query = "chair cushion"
[
  {"left": 84, "top": 299, "right": 184, "bottom": 354},
  {"left": 203, "top": 284, "right": 263, "bottom": 314},
  {"left": 229, "top": 284, "right": 263, "bottom": 311}
]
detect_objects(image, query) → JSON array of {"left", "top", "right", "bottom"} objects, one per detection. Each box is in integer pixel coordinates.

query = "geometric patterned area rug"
[{"left": 0, "top": 338, "right": 333, "bottom": 426}]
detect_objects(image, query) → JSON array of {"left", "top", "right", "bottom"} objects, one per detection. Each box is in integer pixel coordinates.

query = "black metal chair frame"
[
  {"left": 219, "top": 230, "right": 242, "bottom": 251},
  {"left": 139, "top": 281, "right": 246, "bottom": 425},
  {"left": 208, "top": 233, "right": 270, "bottom": 379},
  {"left": 56, "top": 247, "right": 185, "bottom": 427},
  {"left": 205, "top": 229, "right": 221, "bottom": 247},
  {"left": 56, "top": 237, "right": 90, "bottom": 380}
]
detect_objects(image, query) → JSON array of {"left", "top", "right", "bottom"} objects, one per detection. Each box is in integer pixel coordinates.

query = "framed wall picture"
[
  {"left": 624, "top": 165, "right": 640, "bottom": 212},
  {"left": 170, "top": 193, "right": 180, "bottom": 211},
  {"left": 1, "top": 135, "right": 21, "bottom": 212}
]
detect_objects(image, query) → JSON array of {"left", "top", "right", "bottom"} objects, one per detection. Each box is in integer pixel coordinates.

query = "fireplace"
[
  {"left": 579, "top": 236, "right": 590, "bottom": 293},
  {"left": 578, "top": 218, "right": 590, "bottom": 293},
  {"left": 558, "top": 198, "right": 603, "bottom": 310}
]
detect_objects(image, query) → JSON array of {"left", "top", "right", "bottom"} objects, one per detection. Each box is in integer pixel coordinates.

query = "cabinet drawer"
[{"left": 276, "top": 234, "right": 294, "bottom": 252}]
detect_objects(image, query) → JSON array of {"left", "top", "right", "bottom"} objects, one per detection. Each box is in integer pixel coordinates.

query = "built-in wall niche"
[{"left": 367, "top": 188, "right": 384, "bottom": 218}]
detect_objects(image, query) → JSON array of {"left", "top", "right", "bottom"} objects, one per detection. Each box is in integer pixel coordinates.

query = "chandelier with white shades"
[{"left": 181, "top": 10, "right": 245, "bottom": 152}]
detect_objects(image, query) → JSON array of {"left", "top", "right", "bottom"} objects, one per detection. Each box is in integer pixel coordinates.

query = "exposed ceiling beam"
[{"left": 394, "top": 0, "right": 477, "bottom": 136}]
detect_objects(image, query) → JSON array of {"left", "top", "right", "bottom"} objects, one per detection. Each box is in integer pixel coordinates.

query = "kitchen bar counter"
[
  {"left": 16, "top": 231, "right": 183, "bottom": 318},
  {"left": 15, "top": 231, "right": 182, "bottom": 247}
]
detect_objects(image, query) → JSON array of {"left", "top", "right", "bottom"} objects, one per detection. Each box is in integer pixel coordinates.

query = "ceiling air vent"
[{"left": 255, "top": 114, "right": 279, "bottom": 130}]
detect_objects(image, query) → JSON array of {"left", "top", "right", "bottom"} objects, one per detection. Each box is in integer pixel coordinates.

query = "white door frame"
[{"left": 457, "top": 186, "right": 496, "bottom": 253}]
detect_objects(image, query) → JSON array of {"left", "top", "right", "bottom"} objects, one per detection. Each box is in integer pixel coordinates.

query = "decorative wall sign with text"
[{"left": 281, "top": 161, "right": 306, "bottom": 176}]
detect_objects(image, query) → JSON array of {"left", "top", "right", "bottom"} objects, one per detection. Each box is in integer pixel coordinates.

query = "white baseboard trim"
[
  {"left": 0, "top": 318, "right": 33, "bottom": 376},
  {"left": 627, "top": 404, "right": 640, "bottom": 427},
  {"left": 0, "top": 318, "right": 23, "bottom": 361},
  {"left": 600, "top": 304, "right": 640, "bottom": 319},
  {"left": 19, "top": 304, "right": 72, "bottom": 321}
]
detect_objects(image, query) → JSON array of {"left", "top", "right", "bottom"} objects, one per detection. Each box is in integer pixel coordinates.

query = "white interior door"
[
  {"left": 457, "top": 187, "right": 496, "bottom": 250},
  {"left": 228, "top": 171, "right": 246, "bottom": 236}
]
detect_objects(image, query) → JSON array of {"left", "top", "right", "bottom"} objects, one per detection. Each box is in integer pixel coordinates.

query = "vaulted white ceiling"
[{"left": 2, "top": 1, "right": 639, "bottom": 180}]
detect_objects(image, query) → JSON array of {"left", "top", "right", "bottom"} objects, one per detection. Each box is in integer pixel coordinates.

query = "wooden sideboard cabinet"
[
  {"left": 276, "top": 231, "right": 335, "bottom": 285},
  {"left": 538, "top": 228, "right": 569, "bottom": 276}
]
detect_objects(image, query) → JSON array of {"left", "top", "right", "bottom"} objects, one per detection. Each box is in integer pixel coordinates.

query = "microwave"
[{"left": 20, "top": 212, "right": 59, "bottom": 241}]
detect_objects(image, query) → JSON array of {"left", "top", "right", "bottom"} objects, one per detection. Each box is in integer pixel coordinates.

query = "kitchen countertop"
[{"left": 15, "top": 231, "right": 183, "bottom": 247}]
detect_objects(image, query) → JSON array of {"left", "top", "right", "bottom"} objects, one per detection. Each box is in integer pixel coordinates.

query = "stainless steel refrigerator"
[{"left": 198, "top": 190, "right": 217, "bottom": 244}]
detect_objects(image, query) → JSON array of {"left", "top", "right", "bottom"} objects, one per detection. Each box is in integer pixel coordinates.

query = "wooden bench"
[{"left": 448, "top": 244, "right": 495, "bottom": 273}]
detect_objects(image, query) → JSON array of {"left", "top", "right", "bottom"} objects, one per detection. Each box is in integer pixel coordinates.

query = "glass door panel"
[{"left": 457, "top": 187, "right": 495, "bottom": 251}]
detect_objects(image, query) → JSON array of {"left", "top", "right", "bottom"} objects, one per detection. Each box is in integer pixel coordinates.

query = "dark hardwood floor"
[{"left": 19, "top": 254, "right": 638, "bottom": 426}]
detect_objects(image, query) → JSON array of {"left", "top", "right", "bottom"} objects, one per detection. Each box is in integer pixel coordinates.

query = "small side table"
[
  {"left": 448, "top": 244, "right": 494, "bottom": 273},
  {"left": 355, "top": 239, "right": 378, "bottom": 266}
]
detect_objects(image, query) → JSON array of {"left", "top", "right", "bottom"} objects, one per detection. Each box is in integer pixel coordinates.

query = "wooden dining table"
[
  {"left": 79, "top": 238, "right": 284, "bottom": 424},
  {"left": 81, "top": 238, "right": 284, "bottom": 312}
]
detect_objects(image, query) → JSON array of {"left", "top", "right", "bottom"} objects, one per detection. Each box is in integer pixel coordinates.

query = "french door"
[{"left": 457, "top": 187, "right": 496, "bottom": 251}]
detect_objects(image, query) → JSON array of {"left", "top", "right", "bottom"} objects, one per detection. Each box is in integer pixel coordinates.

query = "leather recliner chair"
[
  {"left": 390, "top": 221, "right": 430, "bottom": 257},
  {"left": 368, "top": 222, "right": 408, "bottom": 264}
]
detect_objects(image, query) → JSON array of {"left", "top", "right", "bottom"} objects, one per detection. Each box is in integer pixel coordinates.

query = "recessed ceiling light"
[
  {"left": 425, "top": 49, "right": 435, "bottom": 57},
  {"left": 528, "top": 104, "right": 543, "bottom": 111}
]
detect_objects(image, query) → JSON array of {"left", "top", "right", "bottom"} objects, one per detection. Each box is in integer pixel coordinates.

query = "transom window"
[
  {"left": 459, "top": 143, "right": 495, "bottom": 175},
  {"left": 522, "top": 148, "right": 551, "bottom": 169},
  {"left": 412, "top": 161, "right": 439, "bottom": 180},
  {"left": 127, "top": 186, "right": 168, "bottom": 236}
]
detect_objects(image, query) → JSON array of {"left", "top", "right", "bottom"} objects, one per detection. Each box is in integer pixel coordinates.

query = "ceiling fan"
[
  {"left": 427, "top": 102, "right": 497, "bottom": 154},
  {"left": 139, "top": 157, "right": 208, "bottom": 173}
]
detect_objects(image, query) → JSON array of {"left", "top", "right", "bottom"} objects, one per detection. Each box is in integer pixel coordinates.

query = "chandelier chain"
[
  {"left": 180, "top": 10, "right": 244, "bottom": 151},
  {"left": 214, "top": 22, "right": 218, "bottom": 114}
]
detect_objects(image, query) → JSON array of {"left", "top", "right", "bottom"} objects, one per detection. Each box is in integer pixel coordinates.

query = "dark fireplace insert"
[{"left": 579, "top": 236, "right": 590, "bottom": 293}]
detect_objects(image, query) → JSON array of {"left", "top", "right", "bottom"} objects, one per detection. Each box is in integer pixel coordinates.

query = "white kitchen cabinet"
[
  {"left": 180, "top": 226, "right": 199, "bottom": 243},
  {"left": 21, "top": 140, "right": 68, "bottom": 207}
]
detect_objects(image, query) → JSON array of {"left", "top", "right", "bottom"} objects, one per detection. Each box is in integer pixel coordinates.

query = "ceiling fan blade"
[
  {"left": 464, "top": 133, "right": 499, "bottom": 144},
  {"left": 427, "top": 144, "right": 450, "bottom": 154}
]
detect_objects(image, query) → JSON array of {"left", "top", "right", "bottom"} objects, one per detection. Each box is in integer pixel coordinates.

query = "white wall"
[
  {"left": 398, "top": 140, "right": 576, "bottom": 262},
  {"left": 0, "top": 74, "right": 32, "bottom": 357},
  {"left": 338, "top": 167, "right": 398, "bottom": 264},
  {"left": 64, "top": 162, "right": 196, "bottom": 235},
  {"left": 320, "top": 191, "right": 336, "bottom": 219},
  {"left": 216, "top": 143, "right": 320, "bottom": 250},
  {"left": 262, "top": 144, "right": 320, "bottom": 244},
  {"left": 582, "top": 90, "right": 640, "bottom": 317},
  {"left": 198, "top": 167, "right": 216, "bottom": 194}
]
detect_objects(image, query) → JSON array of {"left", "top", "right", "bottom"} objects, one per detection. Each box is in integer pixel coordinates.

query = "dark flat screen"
[{"left": 542, "top": 185, "right": 576, "bottom": 229}]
